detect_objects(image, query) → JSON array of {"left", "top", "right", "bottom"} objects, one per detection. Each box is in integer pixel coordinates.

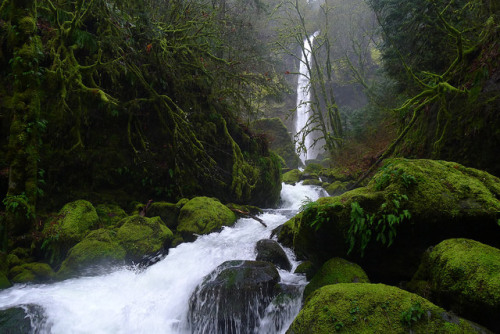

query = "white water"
[
  {"left": 0, "top": 183, "right": 326, "bottom": 334},
  {"left": 295, "top": 31, "right": 320, "bottom": 164}
]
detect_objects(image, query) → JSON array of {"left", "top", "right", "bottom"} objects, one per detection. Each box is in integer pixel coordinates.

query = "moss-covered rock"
[
  {"left": 146, "top": 201, "right": 181, "bottom": 229},
  {"left": 9, "top": 262, "right": 55, "bottom": 283},
  {"left": 283, "top": 169, "right": 302, "bottom": 185},
  {"left": 324, "top": 181, "right": 350, "bottom": 196},
  {"left": 302, "top": 179, "right": 322, "bottom": 186},
  {"left": 177, "top": 197, "right": 237, "bottom": 241},
  {"left": 116, "top": 215, "right": 173, "bottom": 261},
  {"left": 288, "top": 283, "right": 490, "bottom": 334},
  {"left": 278, "top": 159, "right": 500, "bottom": 282},
  {"left": 41, "top": 200, "right": 100, "bottom": 266},
  {"left": 95, "top": 204, "right": 128, "bottom": 227},
  {"left": 408, "top": 238, "right": 500, "bottom": 332},
  {"left": 294, "top": 261, "right": 315, "bottom": 280},
  {"left": 0, "top": 272, "right": 11, "bottom": 289},
  {"left": 57, "top": 229, "right": 126, "bottom": 279},
  {"left": 303, "top": 258, "right": 370, "bottom": 300},
  {"left": 251, "top": 118, "right": 300, "bottom": 169}
]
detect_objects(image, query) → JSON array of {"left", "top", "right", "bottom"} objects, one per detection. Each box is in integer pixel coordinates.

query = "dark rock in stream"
[
  {"left": 255, "top": 239, "right": 292, "bottom": 271},
  {"left": 0, "top": 305, "right": 49, "bottom": 333},
  {"left": 188, "top": 260, "right": 280, "bottom": 334}
]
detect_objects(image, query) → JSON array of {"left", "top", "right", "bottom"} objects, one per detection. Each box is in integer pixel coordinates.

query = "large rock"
[
  {"left": 117, "top": 215, "right": 173, "bottom": 261},
  {"left": 41, "top": 200, "right": 100, "bottom": 266},
  {"left": 57, "top": 229, "right": 126, "bottom": 279},
  {"left": 303, "top": 257, "right": 369, "bottom": 300},
  {"left": 288, "top": 283, "right": 492, "bottom": 334},
  {"left": 177, "top": 197, "right": 237, "bottom": 241},
  {"left": 255, "top": 239, "right": 292, "bottom": 271},
  {"left": 278, "top": 159, "right": 500, "bottom": 282},
  {"left": 0, "top": 305, "right": 48, "bottom": 333},
  {"left": 408, "top": 238, "right": 500, "bottom": 332},
  {"left": 188, "top": 260, "right": 280, "bottom": 333},
  {"left": 251, "top": 118, "right": 300, "bottom": 169},
  {"left": 9, "top": 262, "right": 55, "bottom": 283},
  {"left": 282, "top": 169, "right": 302, "bottom": 185},
  {"left": 145, "top": 199, "right": 187, "bottom": 229},
  {"left": 95, "top": 204, "right": 128, "bottom": 227}
]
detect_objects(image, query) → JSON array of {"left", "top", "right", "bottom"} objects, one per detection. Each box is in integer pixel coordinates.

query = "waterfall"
[
  {"left": 295, "top": 31, "right": 320, "bottom": 165},
  {"left": 0, "top": 183, "right": 326, "bottom": 334}
]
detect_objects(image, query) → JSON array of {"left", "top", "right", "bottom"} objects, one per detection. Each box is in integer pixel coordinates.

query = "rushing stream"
[{"left": 0, "top": 183, "right": 326, "bottom": 334}]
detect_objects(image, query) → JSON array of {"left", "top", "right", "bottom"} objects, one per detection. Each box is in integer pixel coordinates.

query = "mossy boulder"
[
  {"left": 188, "top": 260, "right": 280, "bottom": 333},
  {"left": 303, "top": 258, "right": 370, "bottom": 300},
  {"left": 278, "top": 159, "right": 500, "bottom": 282},
  {"left": 255, "top": 239, "right": 292, "bottom": 271},
  {"left": 288, "top": 283, "right": 491, "bottom": 334},
  {"left": 251, "top": 118, "right": 300, "bottom": 169},
  {"left": 9, "top": 262, "right": 55, "bottom": 283},
  {"left": 146, "top": 200, "right": 186, "bottom": 229},
  {"left": 408, "top": 238, "right": 500, "bottom": 332},
  {"left": 302, "top": 179, "right": 323, "bottom": 186},
  {"left": 324, "top": 181, "right": 350, "bottom": 196},
  {"left": 41, "top": 200, "right": 100, "bottom": 266},
  {"left": 57, "top": 229, "right": 126, "bottom": 279},
  {"left": 283, "top": 169, "right": 302, "bottom": 185},
  {"left": 95, "top": 204, "right": 128, "bottom": 227},
  {"left": 0, "top": 273, "right": 11, "bottom": 289},
  {"left": 117, "top": 215, "right": 173, "bottom": 261},
  {"left": 318, "top": 167, "right": 352, "bottom": 183},
  {"left": 294, "top": 261, "right": 315, "bottom": 280},
  {"left": 177, "top": 197, "right": 237, "bottom": 241}
]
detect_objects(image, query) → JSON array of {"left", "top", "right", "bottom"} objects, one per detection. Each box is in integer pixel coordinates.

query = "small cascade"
[
  {"left": 295, "top": 31, "right": 320, "bottom": 164},
  {"left": 0, "top": 183, "right": 326, "bottom": 334}
]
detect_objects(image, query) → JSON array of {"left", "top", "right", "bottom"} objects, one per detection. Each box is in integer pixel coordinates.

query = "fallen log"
[{"left": 230, "top": 208, "right": 267, "bottom": 228}]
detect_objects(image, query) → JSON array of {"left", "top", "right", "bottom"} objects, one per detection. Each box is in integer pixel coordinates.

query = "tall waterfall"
[
  {"left": 295, "top": 31, "right": 320, "bottom": 164},
  {"left": 0, "top": 183, "right": 326, "bottom": 334}
]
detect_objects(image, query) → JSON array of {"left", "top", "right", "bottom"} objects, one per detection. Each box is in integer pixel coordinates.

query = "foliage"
[
  {"left": 400, "top": 302, "right": 424, "bottom": 329},
  {"left": 374, "top": 162, "right": 418, "bottom": 191},
  {"left": 348, "top": 193, "right": 411, "bottom": 256},
  {"left": 2, "top": 193, "right": 33, "bottom": 219}
]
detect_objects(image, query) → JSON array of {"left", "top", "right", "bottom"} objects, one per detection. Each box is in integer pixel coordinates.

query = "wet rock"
[
  {"left": 0, "top": 305, "right": 48, "bottom": 333},
  {"left": 255, "top": 239, "right": 292, "bottom": 271},
  {"left": 189, "top": 260, "right": 280, "bottom": 333}
]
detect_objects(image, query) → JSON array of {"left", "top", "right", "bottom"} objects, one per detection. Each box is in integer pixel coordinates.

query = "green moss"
[
  {"left": 57, "top": 229, "right": 126, "bottom": 279},
  {"left": 294, "top": 261, "right": 315, "bottom": 280},
  {"left": 409, "top": 238, "right": 500, "bottom": 331},
  {"left": 52, "top": 200, "right": 99, "bottom": 242},
  {"left": 95, "top": 204, "right": 128, "bottom": 227},
  {"left": 324, "top": 181, "right": 349, "bottom": 196},
  {"left": 9, "top": 262, "right": 55, "bottom": 284},
  {"left": 302, "top": 179, "right": 323, "bottom": 186},
  {"left": 0, "top": 273, "right": 11, "bottom": 289},
  {"left": 18, "top": 16, "right": 36, "bottom": 34},
  {"left": 283, "top": 169, "right": 302, "bottom": 185},
  {"left": 303, "top": 258, "right": 370, "bottom": 300},
  {"left": 177, "top": 197, "right": 237, "bottom": 241},
  {"left": 41, "top": 200, "right": 100, "bottom": 266},
  {"left": 280, "top": 159, "right": 500, "bottom": 281},
  {"left": 116, "top": 215, "right": 173, "bottom": 261},
  {"left": 304, "top": 163, "right": 323, "bottom": 175},
  {"left": 146, "top": 202, "right": 179, "bottom": 229},
  {"left": 289, "top": 283, "right": 483, "bottom": 333}
]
